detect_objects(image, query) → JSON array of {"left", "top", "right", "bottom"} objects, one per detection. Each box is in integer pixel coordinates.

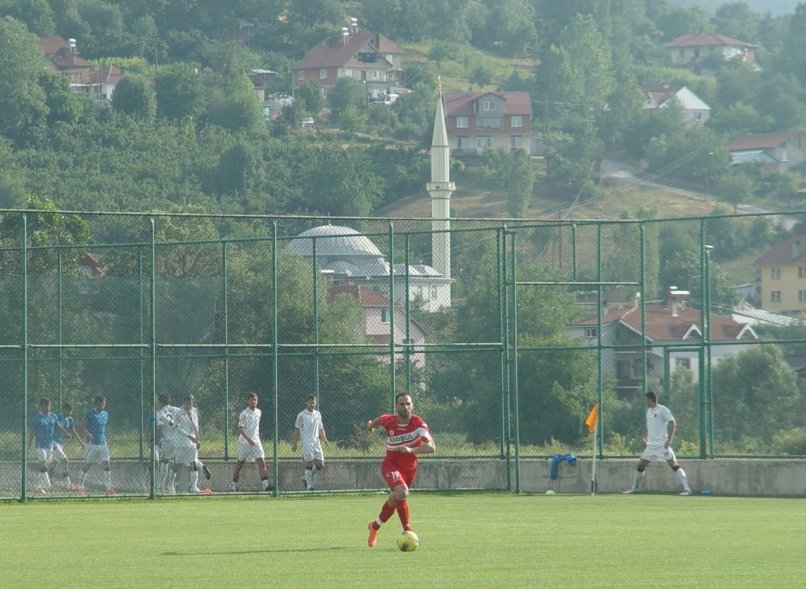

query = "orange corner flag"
[{"left": 585, "top": 403, "right": 598, "bottom": 434}]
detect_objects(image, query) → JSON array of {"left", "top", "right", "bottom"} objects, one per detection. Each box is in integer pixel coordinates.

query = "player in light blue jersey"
[
  {"left": 52, "top": 402, "right": 84, "bottom": 491},
  {"left": 80, "top": 395, "right": 115, "bottom": 494},
  {"left": 28, "top": 398, "right": 59, "bottom": 493}
]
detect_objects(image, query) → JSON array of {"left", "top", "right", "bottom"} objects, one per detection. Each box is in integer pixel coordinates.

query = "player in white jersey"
[
  {"left": 623, "top": 391, "right": 691, "bottom": 496},
  {"left": 173, "top": 395, "right": 201, "bottom": 493},
  {"left": 291, "top": 394, "right": 329, "bottom": 491},
  {"left": 154, "top": 394, "right": 181, "bottom": 494},
  {"left": 230, "top": 392, "right": 273, "bottom": 492}
]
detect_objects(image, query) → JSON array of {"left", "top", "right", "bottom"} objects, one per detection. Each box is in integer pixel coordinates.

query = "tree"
[
  {"left": 712, "top": 345, "right": 799, "bottom": 450},
  {"left": 783, "top": 3, "right": 806, "bottom": 86},
  {"left": 0, "top": 17, "right": 49, "bottom": 144},
  {"left": 714, "top": 170, "right": 754, "bottom": 212},
  {"left": 155, "top": 64, "right": 206, "bottom": 122},
  {"left": 294, "top": 80, "right": 324, "bottom": 117},
  {"left": 206, "top": 75, "right": 265, "bottom": 135},
  {"left": 111, "top": 75, "right": 156, "bottom": 121},
  {"left": 711, "top": 2, "right": 761, "bottom": 45},
  {"left": 328, "top": 78, "right": 366, "bottom": 117},
  {"left": 0, "top": 0, "right": 55, "bottom": 34}
]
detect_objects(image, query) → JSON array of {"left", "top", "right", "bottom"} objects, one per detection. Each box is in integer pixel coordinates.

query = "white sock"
[
  {"left": 80, "top": 470, "right": 89, "bottom": 487},
  {"left": 103, "top": 469, "right": 112, "bottom": 489},
  {"left": 190, "top": 469, "right": 199, "bottom": 491},
  {"left": 632, "top": 470, "right": 644, "bottom": 490},
  {"left": 158, "top": 463, "right": 169, "bottom": 490},
  {"left": 675, "top": 468, "right": 690, "bottom": 491},
  {"left": 166, "top": 469, "right": 177, "bottom": 492}
]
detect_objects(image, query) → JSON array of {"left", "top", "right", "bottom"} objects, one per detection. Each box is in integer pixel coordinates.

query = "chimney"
[
  {"left": 341, "top": 27, "right": 349, "bottom": 45},
  {"left": 349, "top": 17, "right": 358, "bottom": 35},
  {"left": 793, "top": 238, "right": 802, "bottom": 260},
  {"left": 667, "top": 286, "right": 690, "bottom": 317}
]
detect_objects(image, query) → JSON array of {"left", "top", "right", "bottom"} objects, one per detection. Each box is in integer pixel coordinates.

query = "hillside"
[{"left": 377, "top": 160, "right": 722, "bottom": 221}]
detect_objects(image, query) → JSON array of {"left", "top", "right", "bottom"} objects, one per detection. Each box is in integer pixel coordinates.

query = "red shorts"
[{"left": 382, "top": 463, "right": 416, "bottom": 490}]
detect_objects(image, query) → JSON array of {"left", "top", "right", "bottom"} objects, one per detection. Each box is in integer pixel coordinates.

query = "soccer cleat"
[
  {"left": 106, "top": 487, "right": 117, "bottom": 495},
  {"left": 622, "top": 488, "right": 636, "bottom": 494},
  {"left": 229, "top": 481, "right": 239, "bottom": 492},
  {"left": 202, "top": 487, "right": 213, "bottom": 495},
  {"left": 77, "top": 487, "right": 87, "bottom": 495},
  {"left": 264, "top": 483, "right": 275, "bottom": 492},
  {"left": 679, "top": 490, "right": 691, "bottom": 496},
  {"left": 67, "top": 484, "right": 78, "bottom": 492},
  {"left": 367, "top": 522, "right": 379, "bottom": 548},
  {"left": 202, "top": 465, "right": 211, "bottom": 480}
]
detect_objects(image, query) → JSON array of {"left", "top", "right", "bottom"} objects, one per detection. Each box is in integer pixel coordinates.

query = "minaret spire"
[{"left": 427, "top": 80, "right": 455, "bottom": 307}]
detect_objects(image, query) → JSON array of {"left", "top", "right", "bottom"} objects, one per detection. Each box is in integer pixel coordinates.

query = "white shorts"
[
  {"left": 237, "top": 439, "right": 265, "bottom": 462},
  {"left": 160, "top": 439, "right": 177, "bottom": 463},
  {"left": 301, "top": 444, "right": 324, "bottom": 463},
  {"left": 84, "top": 443, "right": 110, "bottom": 464},
  {"left": 174, "top": 441, "right": 198, "bottom": 465},
  {"left": 641, "top": 445, "right": 676, "bottom": 463},
  {"left": 52, "top": 442, "right": 68, "bottom": 462},
  {"left": 35, "top": 447, "right": 54, "bottom": 463}
]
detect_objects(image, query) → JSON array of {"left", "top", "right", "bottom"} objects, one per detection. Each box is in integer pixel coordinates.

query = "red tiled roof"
[
  {"left": 443, "top": 91, "right": 533, "bottom": 117},
  {"left": 39, "top": 36, "right": 69, "bottom": 55},
  {"left": 665, "top": 33, "right": 758, "bottom": 49},
  {"left": 328, "top": 284, "right": 390, "bottom": 307},
  {"left": 640, "top": 82, "right": 682, "bottom": 106},
  {"left": 754, "top": 236, "right": 806, "bottom": 266},
  {"left": 293, "top": 31, "right": 403, "bottom": 70},
  {"left": 574, "top": 304, "right": 756, "bottom": 342},
  {"left": 727, "top": 131, "right": 801, "bottom": 151}
]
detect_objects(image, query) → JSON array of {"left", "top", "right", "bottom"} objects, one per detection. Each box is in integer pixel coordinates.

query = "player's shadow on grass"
[{"left": 162, "top": 547, "right": 351, "bottom": 556}]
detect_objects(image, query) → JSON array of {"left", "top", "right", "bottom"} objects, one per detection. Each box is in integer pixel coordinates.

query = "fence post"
[
  {"left": 20, "top": 213, "right": 28, "bottom": 502},
  {"left": 149, "top": 219, "right": 157, "bottom": 499},
  {"left": 271, "top": 220, "right": 279, "bottom": 496}
]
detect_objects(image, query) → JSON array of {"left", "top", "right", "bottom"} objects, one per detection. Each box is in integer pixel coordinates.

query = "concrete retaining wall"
[{"left": 4, "top": 458, "right": 805, "bottom": 497}]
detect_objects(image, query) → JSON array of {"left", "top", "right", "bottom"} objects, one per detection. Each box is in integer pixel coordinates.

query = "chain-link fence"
[{"left": 2, "top": 208, "right": 805, "bottom": 500}]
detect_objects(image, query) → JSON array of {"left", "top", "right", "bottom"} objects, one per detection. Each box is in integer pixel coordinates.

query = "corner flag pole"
[
  {"left": 585, "top": 403, "right": 598, "bottom": 496},
  {"left": 591, "top": 417, "right": 598, "bottom": 496}
]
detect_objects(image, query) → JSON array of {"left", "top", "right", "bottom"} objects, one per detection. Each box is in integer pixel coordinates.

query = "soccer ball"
[{"left": 396, "top": 530, "right": 419, "bottom": 552}]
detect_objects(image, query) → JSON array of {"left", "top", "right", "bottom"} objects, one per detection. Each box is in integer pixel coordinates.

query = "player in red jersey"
[{"left": 366, "top": 392, "right": 435, "bottom": 548}]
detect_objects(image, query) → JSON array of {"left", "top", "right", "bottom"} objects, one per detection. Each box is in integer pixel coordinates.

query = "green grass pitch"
[{"left": 2, "top": 493, "right": 805, "bottom": 588}]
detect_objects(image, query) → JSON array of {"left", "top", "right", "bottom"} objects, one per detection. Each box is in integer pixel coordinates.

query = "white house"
[
  {"left": 640, "top": 83, "right": 711, "bottom": 126},
  {"left": 568, "top": 291, "right": 759, "bottom": 396},
  {"left": 665, "top": 33, "right": 757, "bottom": 67},
  {"left": 328, "top": 284, "right": 426, "bottom": 367}
]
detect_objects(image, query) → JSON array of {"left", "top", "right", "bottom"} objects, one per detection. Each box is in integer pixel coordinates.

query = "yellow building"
[{"left": 754, "top": 236, "right": 806, "bottom": 313}]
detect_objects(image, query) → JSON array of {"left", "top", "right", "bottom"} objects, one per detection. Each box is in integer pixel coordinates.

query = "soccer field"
[{"left": 2, "top": 493, "right": 804, "bottom": 588}]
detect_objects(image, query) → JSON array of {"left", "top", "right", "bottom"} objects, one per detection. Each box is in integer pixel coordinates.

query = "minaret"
[{"left": 426, "top": 83, "right": 455, "bottom": 307}]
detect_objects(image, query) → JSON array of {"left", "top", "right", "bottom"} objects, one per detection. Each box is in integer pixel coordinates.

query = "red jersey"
[{"left": 378, "top": 413, "right": 432, "bottom": 470}]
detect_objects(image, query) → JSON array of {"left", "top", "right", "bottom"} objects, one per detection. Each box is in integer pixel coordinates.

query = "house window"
[
  {"left": 584, "top": 327, "right": 597, "bottom": 338},
  {"left": 771, "top": 290, "right": 782, "bottom": 303},
  {"left": 476, "top": 136, "right": 491, "bottom": 151},
  {"left": 297, "top": 71, "right": 305, "bottom": 81},
  {"left": 344, "top": 68, "right": 353, "bottom": 78},
  {"left": 511, "top": 115, "right": 523, "bottom": 128},
  {"left": 430, "top": 286, "right": 438, "bottom": 298},
  {"left": 457, "top": 136, "right": 468, "bottom": 149},
  {"left": 481, "top": 100, "right": 496, "bottom": 111},
  {"left": 675, "top": 358, "right": 692, "bottom": 370},
  {"left": 799, "top": 290, "right": 806, "bottom": 302},
  {"left": 320, "top": 69, "right": 328, "bottom": 79},
  {"left": 380, "top": 308, "right": 390, "bottom": 323},
  {"left": 372, "top": 70, "right": 380, "bottom": 80},
  {"left": 511, "top": 136, "right": 522, "bottom": 150},
  {"left": 771, "top": 267, "right": 781, "bottom": 280},
  {"left": 799, "top": 266, "right": 806, "bottom": 279},
  {"left": 456, "top": 116, "right": 469, "bottom": 128}
]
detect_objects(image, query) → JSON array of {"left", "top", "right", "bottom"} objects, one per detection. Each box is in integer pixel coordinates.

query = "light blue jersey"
[
  {"left": 31, "top": 412, "right": 58, "bottom": 449},
  {"left": 54, "top": 414, "right": 74, "bottom": 445},
  {"left": 85, "top": 409, "right": 109, "bottom": 445}
]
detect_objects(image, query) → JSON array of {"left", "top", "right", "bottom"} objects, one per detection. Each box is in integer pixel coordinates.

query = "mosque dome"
[{"left": 287, "top": 225, "right": 384, "bottom": 258}]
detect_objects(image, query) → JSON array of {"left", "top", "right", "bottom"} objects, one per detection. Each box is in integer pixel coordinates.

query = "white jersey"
[
  {"left": 157, "top": 405, "right": 182, "bottom": 444},
  {"left": 238, "top": 407, "right": 261, "bottom": 442},
  {"left": 295, "top": 409, "right": 324, "bottom": 446},
  {"left": 646, "top": 403, "right": 674, "bottom": 446},
  {"left": 175, "top": 407, "right": 199, "bottom": 444}
]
